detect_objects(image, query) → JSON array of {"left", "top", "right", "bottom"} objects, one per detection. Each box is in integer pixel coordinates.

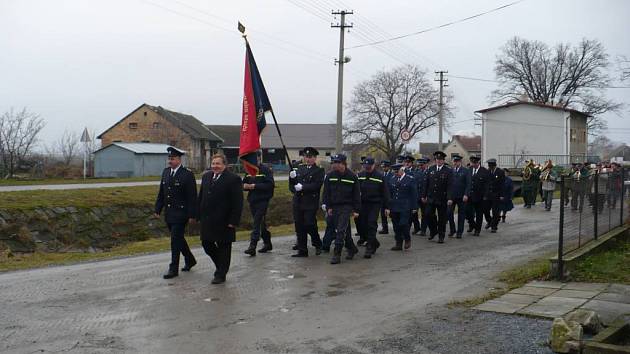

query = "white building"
[{"left": 476, "top": 101, "right": 589, "bottom": 167}]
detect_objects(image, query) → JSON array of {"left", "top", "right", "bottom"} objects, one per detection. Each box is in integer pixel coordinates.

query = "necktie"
[
  {"left": 473, "top": 168, "right": 477, "bottom": 176},
  {"left": 170, "top": 169, "right": 175, "bottom": 178},
  {"left": 212, "top": 174, "right": 219, "bottom": 182}
]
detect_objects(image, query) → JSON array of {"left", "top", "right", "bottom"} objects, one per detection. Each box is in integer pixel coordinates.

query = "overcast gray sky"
[{"left": 2, "top": 0, "right": 629, "bottom": 148}]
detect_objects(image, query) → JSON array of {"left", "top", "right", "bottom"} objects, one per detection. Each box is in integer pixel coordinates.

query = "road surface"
[
  {"left": 0, "top": 205, "right": 560, "bottom": 353},
  {"left": 0, "top": 176, "right": 289, "bottom": 192}
]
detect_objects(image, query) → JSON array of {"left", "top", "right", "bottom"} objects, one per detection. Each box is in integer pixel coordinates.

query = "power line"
[{"left": 347, "top": 0, "right": 526, "bottom": 49}]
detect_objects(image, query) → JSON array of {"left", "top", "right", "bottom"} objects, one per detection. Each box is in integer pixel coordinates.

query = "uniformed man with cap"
[
  {"left": 289, "top": 147, "right": 325, "bottom": 257},
  {"left": 403, "top": 155, "right": 421, "bottom": 234},
  {"left": 357, "top": 157, "right": 390, "bottom": 258},
  {"left": 421, "top": 151, "right": 453, "bottom": 243},
  {"left": 242, "top": 152, "right": 275, "bottom": 257},
  {"left": 466, "top": 155, "right": 489, "bottom": 236},
  {"left": 485, "top": 158, "right": 505, "bottom": 233},
  {"left": 388, "top": 163, "right": 417, "bottom": 250},
  {"left": 396, "top": 155, "right": 405, "bottom": 164},
  {"left": 379, "top": 160, "right": 393, "bottom": 234},
  {"left": 154, "top": 147, "right": 198, "bottom": 279},
  {"left": 322, "top": 153, "right": 361, "bottom": 264},
  {"left": 414, "top": 157, "right": 430, "bottom": 236},
  {"left": 447, "top": 155, "right": 470, "bottom": 238}
]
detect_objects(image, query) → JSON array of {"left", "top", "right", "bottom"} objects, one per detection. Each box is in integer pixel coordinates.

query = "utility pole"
[
  {"left": 435, "top": 70, "right": 448, "bottom": 151},
  {"left": 332, "top": 10, "right": 353, "bottom": 153}
]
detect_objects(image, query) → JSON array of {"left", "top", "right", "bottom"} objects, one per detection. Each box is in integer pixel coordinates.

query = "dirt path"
[{"left": 0, "top": 204, "right": 559, "bottom": 353}]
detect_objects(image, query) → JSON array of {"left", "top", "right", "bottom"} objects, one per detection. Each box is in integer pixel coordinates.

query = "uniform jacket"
[
  {"left": 415, "top": 168, "right": 428, "bottom": 200},
  {"left": 468, "top": 166, "right": 490, "bottom": 203},
  {"left": 485, "top": 167, "right": 505, "bottom": 200},
  {"left": 388, "top": 173, "right": 418, "bottom": 212},
  {"left": 322, "top": 169, "right": 361, "bottom": 212},
  {"left": 155, "top": 166, "right": 197, "bottom": 224},
  {"left": 501, "top": 176, "right": 515, "bottom": 212},
  {"left": 197, "top": 170, "right": 243, "bottom": 243},
  {"left": 358, "top": 170, "right": 390, "bottom": 206},
  {"left": 450, "top": 165, "right": 470, "bottom": 199},
  {"left": 422, "top": 164, "right": 453, "bottom": 205},
  {"left": 289, "top": 163, "right": 325, "bottom": 210},
  {"left": 243, "top": 164, "right": 274, "bottom": 205}
]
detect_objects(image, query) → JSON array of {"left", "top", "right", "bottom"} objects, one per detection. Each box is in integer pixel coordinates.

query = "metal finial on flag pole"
[{"left": 238, "top": 21, "right": 246, "bottom": 38}]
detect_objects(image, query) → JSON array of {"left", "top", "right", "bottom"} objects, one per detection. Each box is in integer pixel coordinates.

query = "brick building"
[{"left": 98, "top": 104, "right": 223, "bottom": 171}]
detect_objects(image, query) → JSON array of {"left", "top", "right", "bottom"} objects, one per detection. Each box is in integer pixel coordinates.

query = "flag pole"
[{"left": 239, "top": 22, "right": 294, "bottom": 171}]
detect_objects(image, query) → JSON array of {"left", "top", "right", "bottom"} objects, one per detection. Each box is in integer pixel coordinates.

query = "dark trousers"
[
  {"left": 323, "top": 213, "right": 351, "bottom": 250},
  {"left": 484, "top": 199, "right": 501, "bottom": 230},
  {"left": 468, "top": 200, "right": 485, "bottom": 232},
  {"left": 571, "top": 190, "right": 585, "bottom": 210},
  {"left": 250, "top": 201, "right": 271, "bottom": 245},
  {"left": 358, "top": 203, "right": 381, "bottom": 250},
  {"left": 379, "top": 203, "right": 389, "bottom": 232},
  {"left": 330, "top": 205, "right": 357, "bottom": 249},
  {"left": 410, "top": 210, "right": 420, "bottom": 233},
  {"left": 167, "top": 222, "right": 195, "bottom": 271},
  {"left": 294, "top": 206, "right": 322, "bottom": 253},
  {"left": 391, "top": 211, "right": 410, "bottom": 243},
  {"left": 419, "top": 200, "right": 428, "bottom": 233},
  {"left": 448, "top": 198, "right": 466, "bottom": 235},
  {"left": 425, "top": 202, "right": 447, "bottom": 237},
  {"left": 201, "top": 240, "right": 232, "bottom": 279},
  {"left": 543, "top": 190, "right": 554, "bottom": 209}
]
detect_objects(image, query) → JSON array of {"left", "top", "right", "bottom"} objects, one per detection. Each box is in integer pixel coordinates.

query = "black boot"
[
  {"left": 378, "top": 229, "right": 389, "bottom": 234},
  {"left": 346, "top": 245, "right": 359, "bottom": 260},
  {"left": 437, "top": 235, "right": 445, "bottom": 244},
  {"left": 391, "top": 241, "right": 403, "bottom": 251},
  {"left": 467, "top": 226, "right": 474, "bottom": 233},
  {"left": 364, "top": 246, "right": 374, "bottom": 259},
  {"left": 258, "top": 243, "right": 273, "bottom": 253},
  {"left": 163, "top": 268, "right": 178, "bottom": 279},
  {"left": 244, "top": 243, "right": 257, "bottom": 256},
  {"left": 315, "top": 247, "right": 322, "bottom": 255},
  {"left": 331, "top": 247, "right": 342, "bottom": 264},
  {"left": 291, "top": 251, "right": 308, "bottom": 257},
  {"left": 357, "top": 239, "right": 366, "bottom": 247},
  {"left": 181, "top": 259, "right": 197, "bottom": 272}
]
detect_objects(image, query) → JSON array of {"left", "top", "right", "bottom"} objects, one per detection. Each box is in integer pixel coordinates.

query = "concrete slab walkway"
[{"left": 475, "top": 281, "right": 630, "bottom": 325}]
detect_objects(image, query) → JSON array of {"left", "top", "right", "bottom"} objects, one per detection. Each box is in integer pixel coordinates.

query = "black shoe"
[
  {"left": 181, "top": 259, "right": 197, "bottom": 272},
  {"left": 467, "top": 226, "right": 474, "bottom": 233},
  {"left": 491, "top": 229, "right": 497, "bottom": 233},
  {"left": 258, "top": 243, "right": 273, "bottom": 253},
  {"left": 211, "top": 276, "right": 225, "bottom": 284},
  {"left": 354, "top": 232, "right": 360, "bottom": 236},
  {"left": 485, "top": 223, "right": 491, "bottom": 229},
  {"left": 163, "top": 269, "right": 178, "bottom": 279},
  {"left": 244, "top": 245, "right": 256, "bottom": 257},
  {"left": 456, "top": 234, "right": 462, "bottom": 239},
  {"left": 428, "top": 233, "right": 436, "bottom": 240},
  {"left": 501, "top": 215, "right": 506, "bottom": 223},
  {"left": 315, "top": 247, "right": 322, "bottom": 256},
  {"left": 291, "top": 251, "right": 308, "bottom": 258},
  {"left": 448, "top": 231, "right": 455, "bottom": 237},
  {"left": 437, "top": 238, "right": 444, "bottom": 244},
  {"left": 357, "top": 239, "right": 366, "bottom": 247},
  {"left": 391, "top": 243, "right": 403, "bottom": 251},
  {"left": 473, "top": 231, "right": 480, "bottom": 236},
  {"left": 364, "top": 247, "right": 374, "bottom": 259},
  {"left": 412, "top": 230, "right": 420, "bottom": 235},
  {"left": 378, "top": 229, "right": 389, "bottom": 234},
  {"left": 331, "top": 247, "right": 342, "bottom": 264},
  {"left": 346, "top": 249, "right": 357, "bottom": 260},
  {"left": 404, "top": 240, "right": 411, "bottom": 250},
  {"left": 292, "top": 244, "right": 299, "bottom": 251}
]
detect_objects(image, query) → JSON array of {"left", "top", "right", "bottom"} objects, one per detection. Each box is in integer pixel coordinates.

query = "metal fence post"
[
  {"left": 557, "top": 175, "right": 565, "bottom": 280},
  {"left": 621, "top": 167, "right": 625, "bottom": 226},
  {"left": 594, "top": 171, "right": 599, "bottom": 240}
]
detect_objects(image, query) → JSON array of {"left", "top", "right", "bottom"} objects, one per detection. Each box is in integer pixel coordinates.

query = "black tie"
[
  {"left": 170, "top": 169, "right": 175, "bottom": 178},
  {"left": 213, "top": 174, "right": 219, "bottom": 182}
]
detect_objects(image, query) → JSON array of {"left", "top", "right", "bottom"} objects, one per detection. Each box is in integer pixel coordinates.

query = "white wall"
[{"left": 482, "top": 105, "right": 567, "bottom": 162}]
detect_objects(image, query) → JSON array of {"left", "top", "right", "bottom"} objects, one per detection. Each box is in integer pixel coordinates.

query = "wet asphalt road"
[{"left": 0, "top": 204, "right": 560, "bottom": 353}]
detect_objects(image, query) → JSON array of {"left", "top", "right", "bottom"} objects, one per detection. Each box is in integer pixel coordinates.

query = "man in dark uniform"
[
  {"left": 467, "top": 155, "right": 489, "bottom": 236},
  {"left": 322, "top": 154, "right": 361, "bottom": 264},
  {"left": 154, "top": 147, "right": 198, "bottom": 279},
  {"left": 378, "top": 160, "right": 393, "bottom": 234},
  {"left": 402, "top": 155, "right": 421, "bottom": 234},
  {"left": 289, "top": 147, "right": 324, "bottom": 257},
  {"left": 448, "top": 155, "right": 470, "bottom": 239},
  {"left": 422, "top": 151, "right": 453, "bottom": 244},
  {"left": 388, "top": 163, "right": 417, "bottom": 250},
  {"left": 197, "top": 153, "right": 243, "bottom": 284},
  {"left": 485, "top": 158, "right": 505, "bottom": 233},
  {"left": 357, "top": 157, "right": 390, "bottom": 258},
  {"left": 414, "top": 157, "right": 430, "bottom": 236},
  {"left": 242, "top": 152, "right": 275, "bottom": 257}
]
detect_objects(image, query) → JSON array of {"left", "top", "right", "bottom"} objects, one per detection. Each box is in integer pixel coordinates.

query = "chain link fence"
[{"left": 556, "top": 167, "right": 629, "bottom": 277}]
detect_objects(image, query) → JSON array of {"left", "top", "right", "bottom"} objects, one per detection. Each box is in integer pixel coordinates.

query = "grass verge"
[
  {"left": 568, "top": 240, "right": 630, "bottom": 285},
  {"left": 0, "top": 221, "right": 326, "bottom": 273},
  {"left": 0, "top": 176, "right": 163, "bottom": 186}
]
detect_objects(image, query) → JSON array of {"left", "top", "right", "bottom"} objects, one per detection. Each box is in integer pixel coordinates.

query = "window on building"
[
  {"left": 141, "top": 140, "right": 150, "bottom": 143},
  {"left": 143, "top": 111, "right": 147, "bottom": 116},
  {"left": 570, "top": 129, "right": 577, "bottom": 142},
  {"left": 129, "top": 122, "right": 138, "bottom": 129},
  {"left": 325, "top": 152, "right": 331, "bottom": 157},
  {"left": 113, "top": 140, "right": 122, "bottom": 142},
  {"left": 152, "top": 122, "right": 160, "bottom": 129}
]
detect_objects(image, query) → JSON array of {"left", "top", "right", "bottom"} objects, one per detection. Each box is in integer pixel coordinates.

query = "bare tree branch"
[{"left": 0, "top": 108, "right": 45, "bottom": 178}]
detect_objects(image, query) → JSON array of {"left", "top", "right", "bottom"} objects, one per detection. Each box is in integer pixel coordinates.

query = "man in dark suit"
[
  {"left": 242, "top": 152, "right": 275, "bottom": 257},
  {"left": 485, "top": 158, "right": 505, "bottom": 233},
  {"left": 388, "top": 163, "right": 417, "bottom": 250},
  {"left": 466, "top": 155, "right": 489, "bottom": 236},
  {"left": 357, "top": 157, "right": 390, "bottom": 259},
  {"left": 403, "top": 155, "right": 421, "bottom": 234},
  {"left": 154, "top": 147, "right": 198, "bottom": 280},
  {"left": 422, "top": 151, "right": 453, "bottom": 244},
  {"left": 378, "top": 160, "right": 393, "bottom": 234},
  {"left": 289, "top": 147, "right": 325, "bottom": 257},
  {"left": 414, "top": 157, "right": 430, "bottom": 236},
  {"left": 447, "top": 155, "right": 470, "bottom": 238},
  {"left": 197, "top": 153, "right": 243, "bottom": 284}
]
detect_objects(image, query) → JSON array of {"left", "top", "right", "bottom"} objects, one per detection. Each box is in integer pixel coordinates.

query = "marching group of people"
[{"left": 153, "top": 146, "right": 624, "bottom": 284}]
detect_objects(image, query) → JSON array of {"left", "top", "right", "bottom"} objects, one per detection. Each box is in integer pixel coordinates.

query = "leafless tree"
[
  {"left": 55, "top": 130, "right": 80, "bottom": 166},
  {"left": 493, "top": 37, "right": 621, "bottom": 133},
  {"left": 588, "top": 135, "right": 621, "bottom": 158},
  {"left": 345, "top": 65, "right": 450, "bottom": 161},
  {"left": 0, "top": 108, "right": 45, "bottom": 178},
  {"left": 617, "top": 55, "right": 630, "bottom": 83}
]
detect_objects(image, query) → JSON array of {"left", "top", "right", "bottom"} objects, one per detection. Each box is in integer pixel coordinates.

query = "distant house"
[
  {"left": 444, "top": 135, "right": 481, "bottom": 162},
  {"left": 476, "top": 101, "right": 590, "bottom": 167},
  {"left": 98, "top": 104, "right": 223, "bottom": 171},
  {"left": 606, "top": 144, "right": 630, "bottom": 164},
  {"left": 418, "top": 142, "right": 442, "bottom": 159},
  {"left": 93, "top": 143, "right": 178, "bottom": 177},
  {"left": 207, "top": 123, "right": 337, "bottom": 168}
]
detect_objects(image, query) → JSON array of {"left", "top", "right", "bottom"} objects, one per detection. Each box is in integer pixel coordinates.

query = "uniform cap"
[
  {"left": 452, "top": 155, "right": 462, "bottom": 161},
  {"left": 167, "top": 146, "right": 185, "bottom": 157},
  {"left": 418, "top": 157, "right": 429, "bottom": 164},
  {"left": 361, "top": 157, "right": 375, "bottom": 165},
  {"left": 486, "top": 158, "right": 497, "bottom": 164},
  {"left": 391, "top": 163, "right": 404, "bottom": 171},
  {"left": 396, "top": 155, "right": 405, "bottom": 163},
  {"left": 469, "top": 155, "right": 481, "bottom": 162},
  {"left": 433, "top": 151, "right": 446, "bottom": 159},
  {"left": 302, "top": 147, "right": 319, "bottom": 156},
  {"left": 331, "top": 153, "right": 347, "bottom": 163},
  {"left": 380, "top": 160, "right": 391, "bottom": 166},
  {"left": 404, "top": 155, "right": 415, "bottom": 162}
]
